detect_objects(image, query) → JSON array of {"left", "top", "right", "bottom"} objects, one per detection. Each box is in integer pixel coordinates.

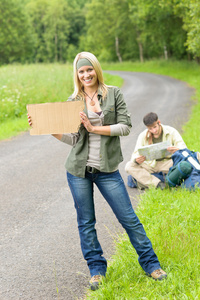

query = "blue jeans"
[{"left": 67, "top": 170, "right": 161, "bottom": 277}]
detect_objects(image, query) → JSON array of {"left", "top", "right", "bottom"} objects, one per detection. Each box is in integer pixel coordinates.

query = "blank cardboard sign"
[{"left": 27, "top": 101, "right": 84, "bottom": 135}]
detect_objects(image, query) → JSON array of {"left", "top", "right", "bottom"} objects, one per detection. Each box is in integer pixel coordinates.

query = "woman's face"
[{"left": 77, "top": 65, "right": 98, "bottom": 89}]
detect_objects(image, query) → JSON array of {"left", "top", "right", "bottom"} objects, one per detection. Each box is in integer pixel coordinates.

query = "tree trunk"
[
  {"left": 55, "top": 33, "right": 58, "bottom": 62},
  {"left": 136, "top": 31, "right": 144, "bottom": 63},
  {"left": 138, "top": 42, "right": 144, "bottom": 63},
  {"left": 60, "top": 41, "right": 62, "bottom": 62},
  {"left": 195, "top": 57, "right": 200, "bottom": 64},
  {"left": 115, "top": 36, "right": 122, "bottom": 62},
  {"left": 164, "top": 45, "right": 168, "bottom": 60},
  {"left": 187, "top": 52, "right": 191, "bottom": 61}
]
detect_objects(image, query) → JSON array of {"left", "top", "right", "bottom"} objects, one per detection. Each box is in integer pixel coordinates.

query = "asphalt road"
[{"left": 0, "top": 71, "right": 194, "bottom": 300}]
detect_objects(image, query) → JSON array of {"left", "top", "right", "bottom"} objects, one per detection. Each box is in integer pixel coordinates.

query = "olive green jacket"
[{"left": 65, "top": 86, "right": 132, "bottom": 178}]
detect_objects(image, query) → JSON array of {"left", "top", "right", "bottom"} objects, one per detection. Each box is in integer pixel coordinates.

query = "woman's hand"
[
  {"left": 80, "top": 112, "right": 94, "bottom": 133},
  {"left": 27, "top": 114, "right": 32, "bottom": 127},
  {"left": 79, "top": 112, "right": 111, "bottom": 136}
]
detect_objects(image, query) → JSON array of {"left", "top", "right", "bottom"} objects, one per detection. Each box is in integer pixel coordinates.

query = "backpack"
[
  {"left": 166, "top": 148, "right": 200, "bottom": 189},
  {"left": 166, "top": 161, "right": 192, "bottom": 187}
]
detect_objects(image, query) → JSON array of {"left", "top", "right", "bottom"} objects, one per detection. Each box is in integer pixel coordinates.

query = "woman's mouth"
[{"left": 85, "top": 78, "right": 92, "bottom": 83}]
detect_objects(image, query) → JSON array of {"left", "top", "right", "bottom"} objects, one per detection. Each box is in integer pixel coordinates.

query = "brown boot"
[
  {"left": 89, "top": 275, "right": 102, "bottom": 291},
  {"left": 150, "top": 269, "right": 167, "bottom": 281}
]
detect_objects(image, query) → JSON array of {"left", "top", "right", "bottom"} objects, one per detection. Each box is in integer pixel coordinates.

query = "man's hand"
[
  {"left": 167, "top": 146, "right": 179, "bottom": 154},
  {"left": 135, "top": 155, "right": 146, "bottom": 164}
]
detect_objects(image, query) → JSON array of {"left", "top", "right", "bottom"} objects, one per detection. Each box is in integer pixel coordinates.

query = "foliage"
[
  {"left": 25, "top": 0, "right": 85, "bottom": 62},
  {"left": 0, "top": 0, "right": 34, "bottom": 64},
  {"left": 78, "top": 0, "right": 189, "bottom": 62},
  {"left": 178, "top": 0, "right": 200, "bottom": 59},
  {"left": 1, "top": 0, "right": 200, "bottom": 63},
  {"left": 81, "top": 0, "right": 134, "bottom": 62}
]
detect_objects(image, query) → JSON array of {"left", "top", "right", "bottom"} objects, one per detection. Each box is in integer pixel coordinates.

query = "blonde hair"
[{"left": 72, "top": 52, "right": 108, "bottom": 100}]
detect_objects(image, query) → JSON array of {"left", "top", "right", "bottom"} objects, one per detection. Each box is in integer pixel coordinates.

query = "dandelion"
[{"left": 0, "top": 85, "right": 7, "bottom": 90}]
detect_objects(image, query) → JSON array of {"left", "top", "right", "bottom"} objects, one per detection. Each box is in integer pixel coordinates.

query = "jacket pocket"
[{"left": 103, "top": 105, "right": 116, "bottom": 124}]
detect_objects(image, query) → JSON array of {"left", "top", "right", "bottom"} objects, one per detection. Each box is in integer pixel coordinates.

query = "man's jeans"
[{"left": 67, "top": 170, "right": 161, "bottom": 277}]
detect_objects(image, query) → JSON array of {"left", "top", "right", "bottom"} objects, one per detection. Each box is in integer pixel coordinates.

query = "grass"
[
  {"left": 86, "top": 188, "right": 200, "bottom": 299},
  {"left": 0, "top": 63, "right": 123, "bottom": 140},
  {"left": 85, "top": 60, "right": 200, "bottom": 299},
  {"left": 0, "top": 63, "right": 72, "bottom": 140}
]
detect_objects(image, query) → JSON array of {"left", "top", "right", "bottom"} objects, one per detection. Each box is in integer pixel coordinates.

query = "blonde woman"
[{"left": 28, "top": 52, "right": 167, "bottom": 290}]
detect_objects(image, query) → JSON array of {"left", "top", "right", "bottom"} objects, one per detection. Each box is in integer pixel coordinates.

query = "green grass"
[
  {"left": 85, "top": 60, "right": 200, "bottom": 299},
  {"left": 0, "top": 63, "right": 123, "bottom": 140},
  {"left": 0, "top": 63, "right": 72, "bottom": 140},
  {"left": 86, "top": 188, "right": 200, "bottom": 299}
]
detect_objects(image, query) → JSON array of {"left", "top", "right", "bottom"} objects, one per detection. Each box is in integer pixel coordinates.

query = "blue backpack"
[{"left": 167, "top": 148, "right": 200, "bottom": 189}]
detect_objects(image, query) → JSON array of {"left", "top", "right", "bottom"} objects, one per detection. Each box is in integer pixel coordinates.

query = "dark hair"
[{"left": 143, "top": 112, "right": 158, "bottom": 126}]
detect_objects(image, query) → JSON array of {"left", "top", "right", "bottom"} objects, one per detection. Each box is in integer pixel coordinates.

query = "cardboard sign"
[{"left": 27, "top": 101, "right": 84, "bottom": 135}]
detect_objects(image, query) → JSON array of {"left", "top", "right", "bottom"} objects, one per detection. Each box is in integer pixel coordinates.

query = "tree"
[
  {"left": 0, "top": 0, "right": 193, "bottom": 64},
  {"left": 175, "top": 0, "right": 200, "bottom": 59},
  {"left": 26, "top": 0, "right": 87, "bottom": 62},
  {"left": 43, "top": 0, "right": 70, "bottom": 62},
  {"left": 80, "top": 0, "right": 133, "bottom": 62},
  {"left": 82, "top": 0, "right": 187, "bottom": 62},
  {"left": 128, "top": 0, "right": 187, "bottom": 61},
  {"left": 128, "top": 0, "right": 150, "bottom": 62},
  {"left": 0, "top": 0, "right": 34, "bottom": 64}
]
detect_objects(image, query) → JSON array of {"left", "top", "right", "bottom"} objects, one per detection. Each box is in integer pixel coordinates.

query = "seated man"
[{"left": 125, "top": 112, "right": 187, "bottom": 189}]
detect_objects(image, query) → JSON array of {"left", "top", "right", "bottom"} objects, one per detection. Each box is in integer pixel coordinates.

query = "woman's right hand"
[{"left": 27, "top": 114, "right": 32, "bottom": 127}]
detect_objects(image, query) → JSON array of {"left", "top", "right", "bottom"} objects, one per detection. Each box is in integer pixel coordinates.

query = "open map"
[{"left": 138, "top": 141, "right": 171, "bottom": 161}]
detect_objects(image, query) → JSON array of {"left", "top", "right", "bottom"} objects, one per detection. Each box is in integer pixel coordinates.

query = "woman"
[{"left": 28, "top": 52, "right": 167, "bottom": 290}]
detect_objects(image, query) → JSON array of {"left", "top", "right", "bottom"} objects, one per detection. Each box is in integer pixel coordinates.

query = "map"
[{"left": 138, "top": 141, "right": 171, "bottom": 161}]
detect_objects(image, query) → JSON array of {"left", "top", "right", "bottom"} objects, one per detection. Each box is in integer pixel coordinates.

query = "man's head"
[{"left": 143, "top": 112, "right": 162, "bottom": 138}]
